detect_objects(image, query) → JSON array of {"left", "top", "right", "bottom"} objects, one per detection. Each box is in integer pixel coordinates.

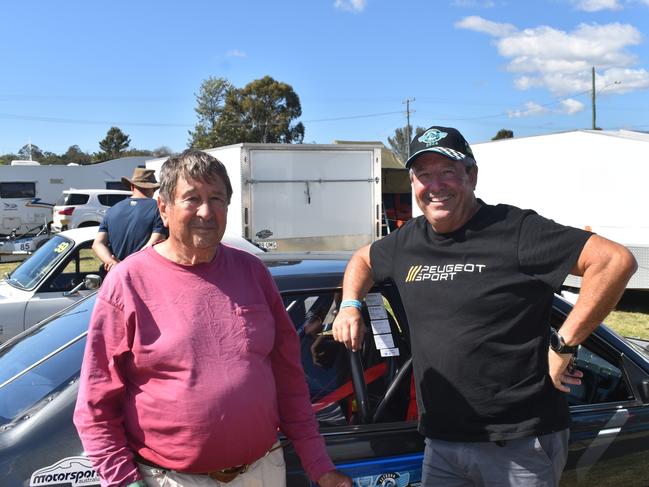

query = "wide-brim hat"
[
  {"left": 406, "top": 126, "right": 476, "bottom": 168},
  {"left": 122, "top": 167, "right": 160, "bottom": 189}
]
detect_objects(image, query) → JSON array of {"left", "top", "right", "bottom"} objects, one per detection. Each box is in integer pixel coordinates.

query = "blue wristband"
[{"left": 340, "top": 299, "right": 363, "bottom": 310}]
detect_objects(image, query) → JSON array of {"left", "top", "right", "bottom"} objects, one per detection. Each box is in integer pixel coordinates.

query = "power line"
[
  {"left": 0, "top": 113, "right": 190, "bottom": 128},
  {"left": 0, "top": 109, "right": 405, "bottom": 128}
]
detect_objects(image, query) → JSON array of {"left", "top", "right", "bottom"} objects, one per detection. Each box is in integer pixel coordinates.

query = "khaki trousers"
[{"left": 138, "top": 442, "right": 286, "bottom": 487}]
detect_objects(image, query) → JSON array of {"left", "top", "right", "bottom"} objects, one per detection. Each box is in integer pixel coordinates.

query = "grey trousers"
[{"left": 421, "top": 429, "right": 569, "bottom": 487}]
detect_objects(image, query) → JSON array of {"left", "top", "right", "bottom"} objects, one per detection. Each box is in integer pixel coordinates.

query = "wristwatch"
[{"left": 550, "top": 327, "right": 579, "bottom": 355}]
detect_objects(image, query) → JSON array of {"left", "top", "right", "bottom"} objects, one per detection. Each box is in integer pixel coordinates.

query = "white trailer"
[
  {"left": 147, "top": 143, "right": 382, "bottom": 252},
  {"left": 0, "top": 156, "right": 149, "bottom": 236},
  {"left": 470, "top": 129, "right": 649, "bottom": 290}
]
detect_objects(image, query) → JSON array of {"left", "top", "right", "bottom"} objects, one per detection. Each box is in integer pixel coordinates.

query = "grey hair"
[{"left": 159, "top": 149, "right": 233, "bottom": 203}]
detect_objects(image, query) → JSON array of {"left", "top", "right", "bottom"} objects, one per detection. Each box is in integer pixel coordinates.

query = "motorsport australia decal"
[
  {"left": 405, "top": 263, "right": 486, "bottom": 283},
  {"left": 30, "top": 456, "right": 100, "bottom": 487}
]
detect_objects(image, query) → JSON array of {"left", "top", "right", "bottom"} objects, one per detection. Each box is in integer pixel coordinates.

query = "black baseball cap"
[{"left": 406, "top": 126, "right": 476, "bottom": 168}]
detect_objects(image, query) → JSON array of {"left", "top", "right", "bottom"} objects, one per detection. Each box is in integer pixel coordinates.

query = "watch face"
[{"left": 550, "top": 329, "right": 561, "bottom": 350}]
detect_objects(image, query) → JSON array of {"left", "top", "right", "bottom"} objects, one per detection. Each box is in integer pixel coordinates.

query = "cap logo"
[{"left": 418, "top": 128, "right": 447, "bottom": 147}]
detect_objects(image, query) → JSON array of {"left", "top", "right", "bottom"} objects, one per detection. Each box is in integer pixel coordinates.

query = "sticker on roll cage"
[{"left": 30, "top": 456, "right": 100, "bottom": 487}]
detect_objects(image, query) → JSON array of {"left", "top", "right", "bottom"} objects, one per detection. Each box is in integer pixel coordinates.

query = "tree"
[
  {"left": 188, "top": 77, "right": 233, "bottom": 148},
  {"left": 0, "top": 153, "right": 19, "bottom": 165},
  {"left": 152, "top": 146, "right": 175, "bottom": 157},
  {"left": 492, "top": 129, "right": 514, "bottom": 141},
  {"left": 190, "top": 75, "right": 305, "bottom": 148},
  {"left": 61, "top": 145, "right": 92, "bottom": 165},
  {"left": 17, "top": 144, "right": 44, "bottom": 161},
  {"left": 40, "top": 151, "right": 64, "bottom": 165},
  {"left": 123, "top": 149, "right": 154, "bottom": 157},
  {"left": 387, "top": 125, "right": 426, "bottom": 164},
  {"left": 98, "top": 127, "right": 131, "bottom": 160}
]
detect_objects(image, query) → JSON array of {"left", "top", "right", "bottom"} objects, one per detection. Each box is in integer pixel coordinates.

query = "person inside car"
[
  {"left": 74, "top": 149, "right": 351, "bottom": 487},
  {"left": 332, "top": 125, "right": 636, "bottom": 486}
]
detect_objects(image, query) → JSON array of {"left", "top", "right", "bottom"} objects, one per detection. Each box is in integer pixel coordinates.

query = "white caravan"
[{"left": 0, "top": 157, "right": 149, "bottom": 235}]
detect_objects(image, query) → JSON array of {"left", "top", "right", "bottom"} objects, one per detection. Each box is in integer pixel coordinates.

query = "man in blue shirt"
[{"left": 93, "top": 167, "right": 166, "bottom": 272}]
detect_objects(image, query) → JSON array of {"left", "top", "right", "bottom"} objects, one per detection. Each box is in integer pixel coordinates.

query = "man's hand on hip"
[
  {"left": 332, "top": 306, "right": 366, "bottom": 352},
  {"left": 548, "top": 349, "right": 583, "bottom": 393}
]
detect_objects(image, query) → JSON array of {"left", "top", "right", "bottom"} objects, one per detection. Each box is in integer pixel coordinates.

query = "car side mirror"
[
  {"left": 640, "top": 379, "right": 649, "bottom": 404},
  {"left": 62, "top": 274, "right": 102, "bottom": 297},
  {"left": 84, "top": 274, "right": 102, "bottom": 290}
]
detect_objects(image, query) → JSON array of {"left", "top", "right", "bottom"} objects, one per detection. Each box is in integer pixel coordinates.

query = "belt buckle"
[{"left": 208, "top": 464, "right": 248, "bottom": 483}]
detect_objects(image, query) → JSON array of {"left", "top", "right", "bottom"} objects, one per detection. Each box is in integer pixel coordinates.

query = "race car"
[{"left": 1, "top": 253, "right": 648, "bottom": 486}]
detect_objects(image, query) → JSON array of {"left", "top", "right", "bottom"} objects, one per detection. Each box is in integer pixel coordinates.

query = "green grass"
[
  {"left": 1, "top": 252, "right": 102, "bottom": 277},
  {"left": 605, "top": 290, "right": 649, "bottom": 340},
  {"left": 605, "top": 311, "right": 649, "bottom": 339},
  {"left": 0, "top": 260, "right": 21, "bottom": 277}
]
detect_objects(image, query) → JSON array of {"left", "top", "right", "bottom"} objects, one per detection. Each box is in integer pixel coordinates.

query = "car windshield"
[
  {"left": 0, "top": 294, "right": 95, "bottom": 426},
  {"left": 7, "top": 235, "right": 75, "bottom": 290}
]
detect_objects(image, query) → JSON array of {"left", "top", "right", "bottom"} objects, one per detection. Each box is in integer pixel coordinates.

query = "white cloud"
[
  {"left": 455, "top": 16, "right": 516, "bottom": 37},
  {"left": 597, "top": 68, "right": 649, "bottom": 92},
  {"left": 334, "top": 0, "right": 367, "bottom": 12},
  {"left": 569, "top": 0, "right": 622, "bottom": 11},
  {"left": 225, "top": 49, "right": 246, "bottom": 58},
  {"left": 457, "top": 16, "right": 649, "bottom": 97},
  {"left": 507, "top": 102, "right": 548, "bottom": 118},
  {"left": 559, "top": 98, "right": 585, "bottom": 114}
]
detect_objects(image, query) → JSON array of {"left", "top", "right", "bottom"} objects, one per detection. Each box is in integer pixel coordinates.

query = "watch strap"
[{"left": 550, "top": 327, "right": 579, "bottom": 355}]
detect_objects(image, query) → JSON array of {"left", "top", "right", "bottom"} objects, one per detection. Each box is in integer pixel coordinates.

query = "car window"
[
  {"left": 0, "top": 182, "right": 36, "bottom": 198},
  {"left": 98, "top": 194, "right": 130, "bottom": 206},
  {"left": 550, "top": 309, "right": 633, "bottom": 406},
  {"left": 41, "top": 244, "right": 101, "bottom": 292},
  {"left": 282, "top": 286, "right": 413, "bottom": 428},
  {"left": 0, "top": 295, "right": 95, "bottom": 426},
  {"left": 62, "top": 193, "right": 90, "bottom": 206},
  {"left": 7, "top": 235, "right": 75, "bottom": 290},
  {"left": 567, "top": 345, "right": 633, "bottom": 406}
]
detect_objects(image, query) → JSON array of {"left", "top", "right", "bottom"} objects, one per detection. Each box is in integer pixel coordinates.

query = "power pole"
[
  {"left": 402, "top": 97, "right": 415, "bottom": 159},
  {"left": 591, "top": 66, "right": 596, "bottom": 130}
]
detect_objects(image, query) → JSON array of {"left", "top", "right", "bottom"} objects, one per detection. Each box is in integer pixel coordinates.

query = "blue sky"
[{"left": 1, "top": 0, "right": 648, "bottom": 156}]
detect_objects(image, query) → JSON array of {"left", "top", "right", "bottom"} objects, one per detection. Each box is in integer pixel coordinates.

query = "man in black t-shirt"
[{"left": 332, "top": 126, "right": 636, "bottom": 486}]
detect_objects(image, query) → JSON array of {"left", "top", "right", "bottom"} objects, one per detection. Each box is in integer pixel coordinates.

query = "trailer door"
[{"left": 247, "top": 149, "right": 380, "bottom": 252}]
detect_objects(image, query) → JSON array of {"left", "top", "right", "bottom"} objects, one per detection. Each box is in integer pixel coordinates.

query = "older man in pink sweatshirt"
[{"left": 74, "top": 149, "right": 351, "bottom": 487}]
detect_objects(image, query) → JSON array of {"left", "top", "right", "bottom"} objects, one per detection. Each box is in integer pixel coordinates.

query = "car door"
[
  {"left": 550, "top": 303, "right": 649, "bottom": 487},
  {"left": 0, "top": 280, "right": 33, "bottom": 342},
  {"left": 23, "top": 242, "right": 101, "bottom": 329},
  {"left": 280, "top": 284, "right": 425, "bottom": 486}
]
